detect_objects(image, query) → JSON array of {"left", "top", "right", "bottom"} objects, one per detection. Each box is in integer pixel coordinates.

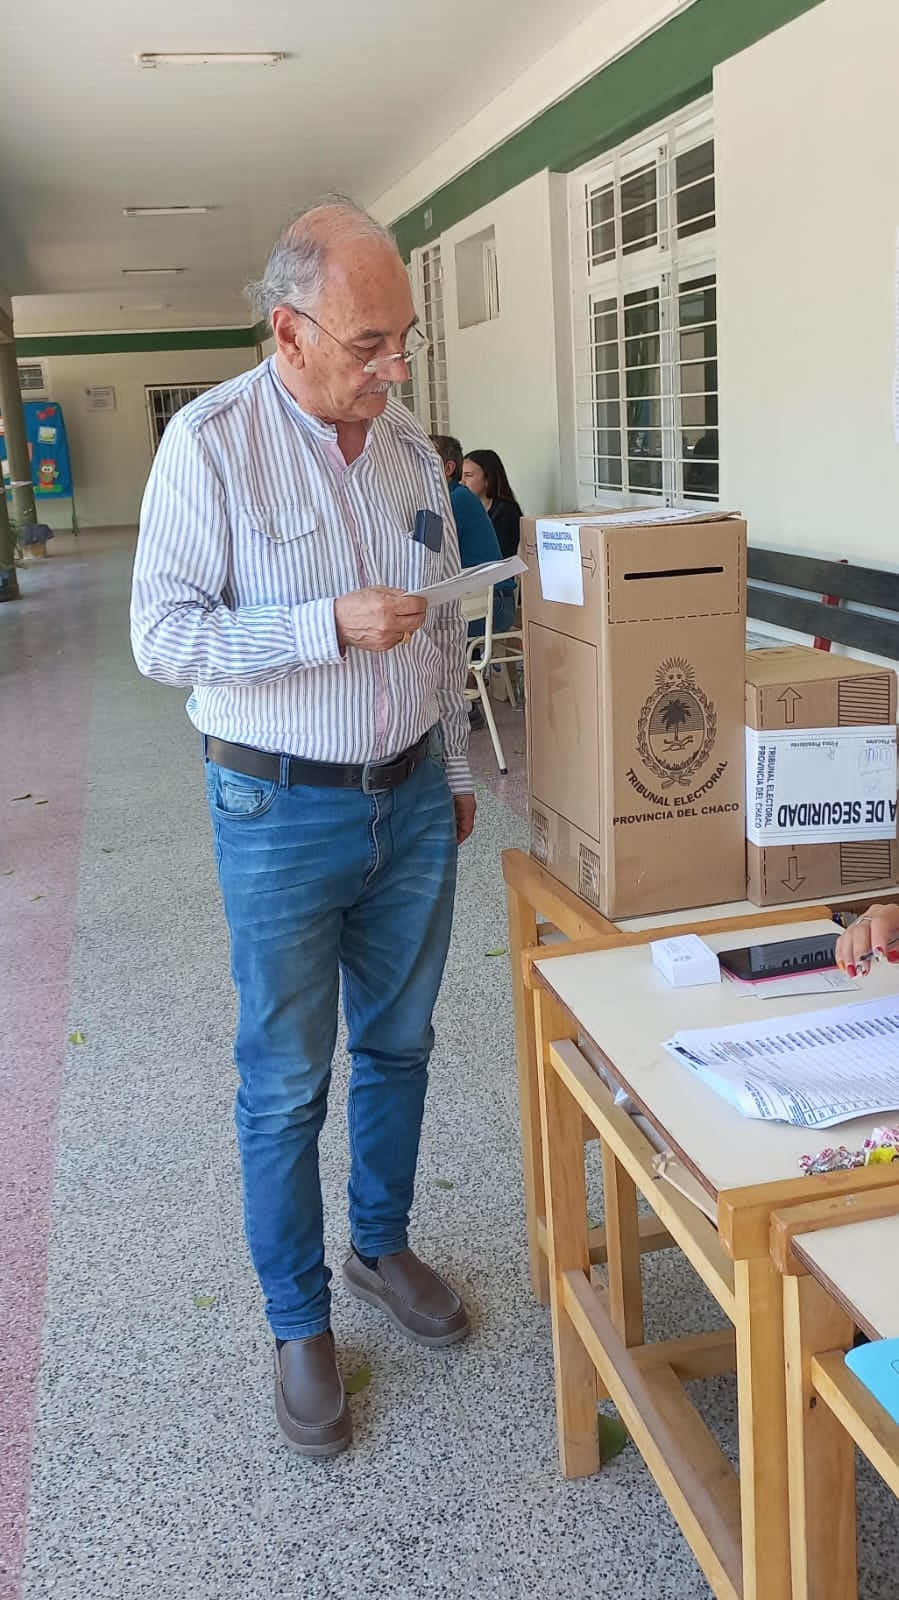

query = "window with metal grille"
[
  {"left": 17, "top": 361, "right": 46, "bottom": 395},
  {"left": 145, "top": 384, "right": 214, "bottom": 454},
  {"left": 406, "top": 243, "right": 450, "bottom": 435},
  {"left": 570, "top": 103, "right": 717, "bottom": 508},
  {"left": 395, "top": 372, "right": 417, "bottom": 416}
]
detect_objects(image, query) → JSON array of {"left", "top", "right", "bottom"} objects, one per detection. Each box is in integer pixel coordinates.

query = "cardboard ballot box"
[
  {"left": 745, "top": 646, "right": 898, "bottom": 905},
  {"left": 521, "top": 509, "right": 747, "bottom": 920}
]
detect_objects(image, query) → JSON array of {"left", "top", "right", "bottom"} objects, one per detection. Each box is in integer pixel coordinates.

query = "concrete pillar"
[
  {"left": 0, "top": 481, "right": 19, "bottom": 600},
  {"left": 0, "top": 338, "right": 37, "bottom": 532}
]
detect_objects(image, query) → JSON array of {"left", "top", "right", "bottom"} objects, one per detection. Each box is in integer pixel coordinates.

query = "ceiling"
[{"left": 2, "top": 0, "right": 606, "bottom": 335}]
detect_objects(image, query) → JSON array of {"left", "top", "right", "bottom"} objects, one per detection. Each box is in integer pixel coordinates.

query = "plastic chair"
[
  {"left": 487, "top": 576, "right": 524, "bottom": 706},
  {"left": 460, "top": 589, "right": 509, "bottom": 774}
]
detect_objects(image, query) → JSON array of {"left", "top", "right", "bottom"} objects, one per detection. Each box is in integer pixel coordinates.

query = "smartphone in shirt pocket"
[{"left": 412, "top": 509, "right": 444, "bottom": 554}]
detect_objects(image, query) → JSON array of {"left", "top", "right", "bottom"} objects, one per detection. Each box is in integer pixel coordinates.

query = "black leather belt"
[{"left": 204, "top": 730, "right": 433, "bottom": 795}]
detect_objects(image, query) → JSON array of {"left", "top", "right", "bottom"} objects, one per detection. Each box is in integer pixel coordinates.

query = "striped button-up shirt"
[{"left": 131, "top": 358, "right": 471, "bottom": 793}]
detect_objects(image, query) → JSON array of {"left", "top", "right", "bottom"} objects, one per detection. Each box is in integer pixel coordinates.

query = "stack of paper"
[
  {"left": 414, "top": 555, "right": 526, "bottom": 607},
  {"left": 664, "top": 994, "right": 899, "bottom": 1128}
]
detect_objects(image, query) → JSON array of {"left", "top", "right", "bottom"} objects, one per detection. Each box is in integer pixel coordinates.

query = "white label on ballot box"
[
  {"left": 745, "top": 724, "right": 898, "bottom": 846},
  {"left": 536, "top": 521, "right": 584, "bottom": 607}
]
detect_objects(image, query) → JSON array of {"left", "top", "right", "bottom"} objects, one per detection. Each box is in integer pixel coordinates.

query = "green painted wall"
[
  {"left": 15, "top": 321, "right": 268, "bottom": 359},
  {"left": 392, "top": 0, "right": 825, "bottom": 258}
]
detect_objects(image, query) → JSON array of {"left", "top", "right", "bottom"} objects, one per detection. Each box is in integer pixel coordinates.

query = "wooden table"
[
  {"left": 503, "top": 845, "right": 883, "bottom": 1304},
  {"left": 532, "top": 920, "right": 899, "bottom": 1600},
  {"left": 771, "top": 1200, "right": 899, "bottom": 1599}
]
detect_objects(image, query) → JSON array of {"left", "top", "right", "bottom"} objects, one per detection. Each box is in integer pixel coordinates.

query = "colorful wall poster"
[{"left": 0, "top": 399, "right": 73, "bottom": 498}]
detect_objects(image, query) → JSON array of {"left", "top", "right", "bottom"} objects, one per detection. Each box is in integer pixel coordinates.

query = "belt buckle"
[{"left": 361, "top": 758, "right": 398, "bottom": 795}]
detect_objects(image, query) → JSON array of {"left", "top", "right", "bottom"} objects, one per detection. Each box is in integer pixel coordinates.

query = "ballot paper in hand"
[
  {"left": 412, "top": 556, "right": 526, "bottom": 607},
  {"left": 664, "top": 993, "right": 899, "bottom": 1128}
]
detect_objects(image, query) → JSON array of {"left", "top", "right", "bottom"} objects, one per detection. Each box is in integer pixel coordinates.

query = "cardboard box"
[
  {"left": 745, "top": 646, "right": 898, "bottom": 905},
  {"left": 521, "top": 509, "right": 747, "bottom": 920}
]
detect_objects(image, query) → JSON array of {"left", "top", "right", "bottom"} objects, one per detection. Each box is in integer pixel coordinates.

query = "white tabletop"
[
  {"left": 536, "top": 918, "right": 899, "bottom": 1197},
  {"left": 794, "top": 1216, "right": 899, "bottom": 1339},
  {"left": 618, "top": 887, "right": 899, "bottom": 935}
]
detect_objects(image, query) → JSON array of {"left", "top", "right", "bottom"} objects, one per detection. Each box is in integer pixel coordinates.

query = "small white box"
[{"left": 650, "top": 934, "right": 721, "bottom": 988}]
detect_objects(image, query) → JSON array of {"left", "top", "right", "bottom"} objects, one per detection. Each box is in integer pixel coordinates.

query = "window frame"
[
  {"left": 568, "top": 98, "right": 718, "bottom": 511},
  {"left": 402, "top": 242, "right": 451, "bottom": 435},
  {"left": 145, "top": 383, "right": 215, "bottom": 456}
]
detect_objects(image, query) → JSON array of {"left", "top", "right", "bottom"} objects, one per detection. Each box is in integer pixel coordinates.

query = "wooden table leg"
[
  {"left": 734, "top": 1256, "right": 793, "bottom": 1600},
  {"left": 782, "top": 1273, "right": 857, "bottom": 1600},
  {"left": 505, "top": 876, "right": 550, "bottom": 1303},
  {"left": 537, "top": 987, "right": 600, "bottom": 1479},
  {"left": 601, "top": 1141, "right": 645, "bottom": 1346}
]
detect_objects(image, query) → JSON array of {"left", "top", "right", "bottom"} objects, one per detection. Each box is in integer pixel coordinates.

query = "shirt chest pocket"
[
  {"left": 385, "top": 528, "right": 442, "bottom": 596},
  {"left": 234, "top": 504, "right": 334, "bottom": 603}
]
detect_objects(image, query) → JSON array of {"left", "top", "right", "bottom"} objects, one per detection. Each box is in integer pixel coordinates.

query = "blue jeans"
[
  {"left": 467, "top": 586, "right": 516, "bottom": 640},
  {"left": 205, "top": 746, "right": 458, "bottom": 1340}
]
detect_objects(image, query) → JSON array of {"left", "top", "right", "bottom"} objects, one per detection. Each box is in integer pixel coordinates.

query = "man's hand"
[
  {"left": 334, "top": 587, "right": 427, "bottom": 654},
  {"left": 453, "top": 792, "right": 477, "bottom": 845}
]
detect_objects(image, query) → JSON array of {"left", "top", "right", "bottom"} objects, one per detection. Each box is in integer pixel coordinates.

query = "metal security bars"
[
  {"left": 17, "top": 362, "right": 46, "bottom": 395},
  {"left": 570, "top": 102, "right": 718, "bottom": 508},
  {"left": 405, "top": 243, "right": 450, "bottom": 434},
  {"left": 145, "top": 384, "right": 214, "bottom": 454}
]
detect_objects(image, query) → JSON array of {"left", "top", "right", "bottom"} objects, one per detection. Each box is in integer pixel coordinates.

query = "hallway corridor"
[{"left": 1, "top": 535, "right": 895, "bottom": 1600}]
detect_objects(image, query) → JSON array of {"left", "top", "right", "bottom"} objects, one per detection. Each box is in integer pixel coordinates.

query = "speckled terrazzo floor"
[{"left": 2, "top": 532, "right": 896, "bottom": 1600}]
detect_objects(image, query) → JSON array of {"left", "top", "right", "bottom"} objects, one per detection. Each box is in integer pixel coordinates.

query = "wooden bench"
[{"left": 748, "top": 547, "right": 899, "bottom": 661}]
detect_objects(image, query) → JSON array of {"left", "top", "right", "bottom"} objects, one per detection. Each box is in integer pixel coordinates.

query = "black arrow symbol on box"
[
  {"left": 781, "top": 854, "right": 806, "bottom": 893},
  {"left": 777, "top": 686, "right": 802, "bottom": 724},
  {"left": 581, "top": 553, "right": 597, "bottom": 576}
]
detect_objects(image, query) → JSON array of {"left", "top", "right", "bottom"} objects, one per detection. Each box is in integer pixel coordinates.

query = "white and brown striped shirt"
[{"left": 130, "top": 358, "right": 471, "bottom": 793}]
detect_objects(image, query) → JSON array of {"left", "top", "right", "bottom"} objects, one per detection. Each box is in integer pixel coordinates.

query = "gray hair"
[{"left": 248, "top": 195, "right": 397, "bottom": 327}]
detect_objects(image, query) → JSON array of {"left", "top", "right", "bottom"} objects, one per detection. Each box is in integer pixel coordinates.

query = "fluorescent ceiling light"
[
  {"left": 121, "top": 266, "right": 186, "bottom": 276},
  {"left": 135, "top": 52, "right": 286, "bottom": 68},
  {"left": 123, "top": 206, "right": 214, "bottom": 217}
]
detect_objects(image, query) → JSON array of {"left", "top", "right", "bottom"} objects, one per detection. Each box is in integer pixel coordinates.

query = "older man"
[{"left": 131, "top": 198, "right": 474, "bottom": 1459}]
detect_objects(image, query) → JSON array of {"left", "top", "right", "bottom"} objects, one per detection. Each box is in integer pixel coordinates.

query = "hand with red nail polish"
[{"left": 835, "top": 904, "right": 899, "bottom": 978}]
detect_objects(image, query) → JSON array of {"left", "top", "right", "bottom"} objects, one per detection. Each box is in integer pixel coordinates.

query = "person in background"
[
  {"left": 461, "top": 448, "right": 523, "bottom": 559},
  {"left": 431, "top": 434, "right": 515, "bottom": 731},
  {"left": 430, "top": 434, "right": 515, "bottom": 633},
  {"left": 836, "top": 906, "right": 899, "bottom": 976}
]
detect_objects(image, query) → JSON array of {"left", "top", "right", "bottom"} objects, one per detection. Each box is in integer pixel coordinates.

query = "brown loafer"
[
  {"left": 274, "top": 1330, "right": 352, "bottom": 1458},
  {"left": 342, "top": 1248, "right": 469, "bottom": 1347}
]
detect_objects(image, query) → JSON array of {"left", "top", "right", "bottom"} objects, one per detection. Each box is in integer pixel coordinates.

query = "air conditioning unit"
[{"left": 17, "top": 361, "right": 47, "bottom": 395}]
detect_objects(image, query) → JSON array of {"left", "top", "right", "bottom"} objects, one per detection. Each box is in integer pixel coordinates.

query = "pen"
[{"left": 846, "top": 930, "right": 899, "bottom": 968}]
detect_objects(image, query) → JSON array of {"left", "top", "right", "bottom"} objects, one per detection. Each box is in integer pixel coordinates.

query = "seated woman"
[
  {"left": 430, "top": 434, "right": 515, "bottom": 634},
  {"left": 835, "top": 905, "right": 899, "bottom": 976},
  {"left": 461, "top": 448, "right": 523, "bottom": 560}
]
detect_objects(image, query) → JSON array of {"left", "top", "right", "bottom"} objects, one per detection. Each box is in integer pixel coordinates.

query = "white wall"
[
  {"left": 437, "top": 172, "right": 569, "bottom": 516},
  {"left": 716, "top": 0, "right": 899, "bottom": 563},
  {"left": 369, "top": 0, "right": 696, "bottom": 223},
  {"left": 35, "top": 347, "right": 256, "bottom": 529}
]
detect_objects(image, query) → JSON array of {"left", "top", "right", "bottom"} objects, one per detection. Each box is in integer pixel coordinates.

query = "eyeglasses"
[{"left": 292, "top": 310, "right": 430, "bottom": 375}]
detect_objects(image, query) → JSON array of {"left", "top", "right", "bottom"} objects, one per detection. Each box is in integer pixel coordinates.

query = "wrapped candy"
[
  {"left": 799, "top": 1127, "right": 899, "bottom": 1175},
  {"left": 863, "top": 1127, "right": 899, "bottom": 1166},
  {"left": 799, "top": 1146, "right": 864, "bottom": 1175}
]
